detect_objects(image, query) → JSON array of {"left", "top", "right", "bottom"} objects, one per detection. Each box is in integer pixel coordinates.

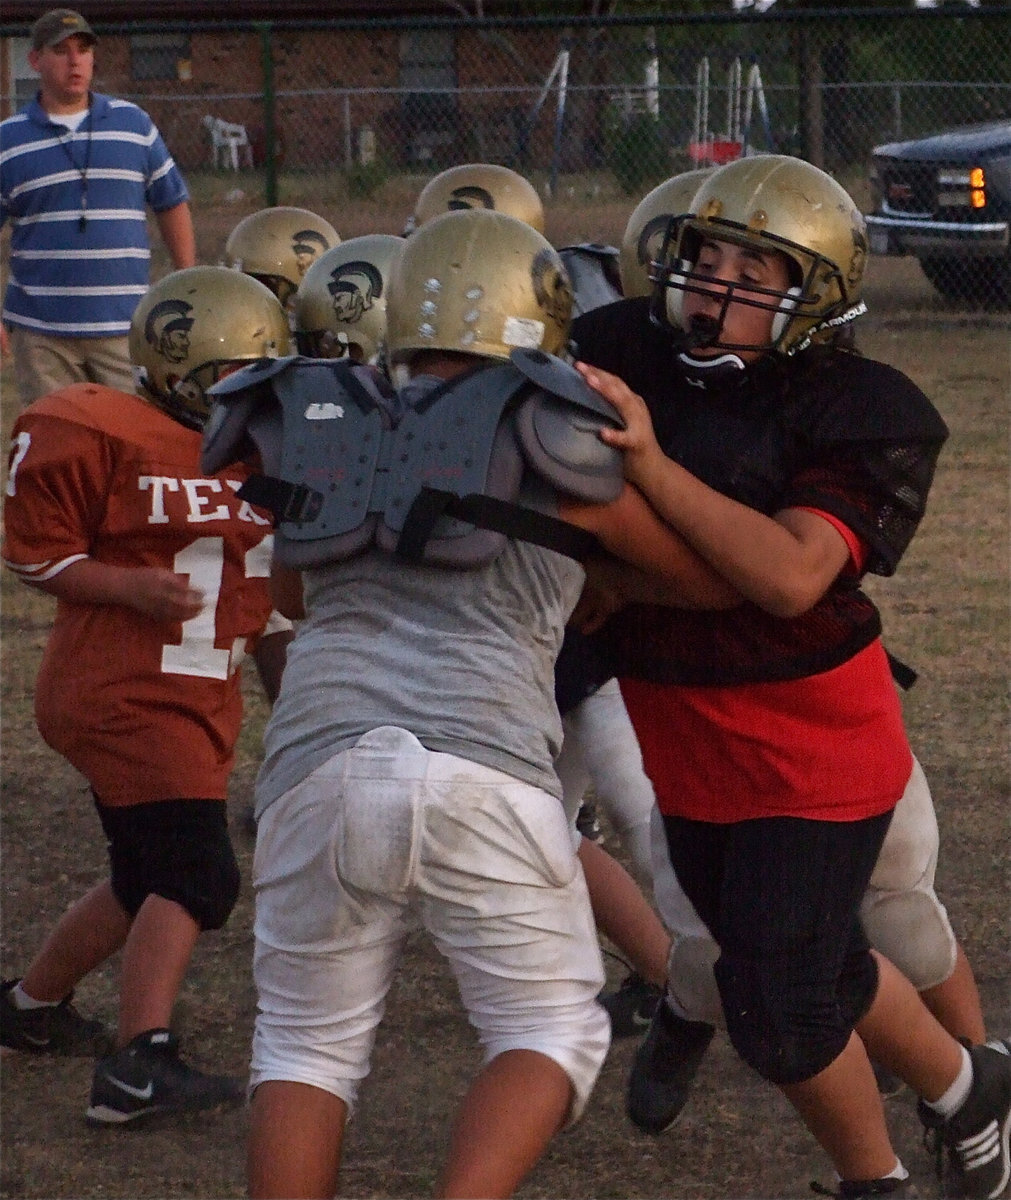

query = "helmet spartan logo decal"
[
  {"left": 531, "top": 247, "right": 573, "bottom": 328},
  {"left": 846, "top": 222, "right": 869, "bottom": 289},
  {"left": 144, "top": 298, "right": 194, "bottom": 364},
  {"left": 293, "top": 229, "right": 333, "bottom": 278},
  {"left": 447, "top": 185, "right": 495, "bottom": 212},
  {"left": 327, "top": 260, "right": 384, "bottom": 325}
]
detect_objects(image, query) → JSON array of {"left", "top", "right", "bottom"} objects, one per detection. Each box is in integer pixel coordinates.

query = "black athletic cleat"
[
  {"left": 626, "top": 999, "right": 715, "bottom": 1134},
  {"left": 0, "top": 978, "right": 112, "bottom": 1057},
  {"left": 811, "top": 1176, "right": 914, "bottom": 1197},
  {"left": 920, "top": 1039, "right": 1011, "bottom": 1199},
  {"left": 86, "top": 1028, "right": 244, "bottom": 1125},
  {"left": 599, "top": 971, "right": 663, "bottom": 1039}
]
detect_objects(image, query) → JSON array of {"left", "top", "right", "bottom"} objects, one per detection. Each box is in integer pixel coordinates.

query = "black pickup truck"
[{"left": 865, "top": 119, "right": 1011, "bottom": 305}]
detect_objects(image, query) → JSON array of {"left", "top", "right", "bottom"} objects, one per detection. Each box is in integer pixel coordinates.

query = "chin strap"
[{"left": 675, "top": 349, "right": 749, "bottom": 390}]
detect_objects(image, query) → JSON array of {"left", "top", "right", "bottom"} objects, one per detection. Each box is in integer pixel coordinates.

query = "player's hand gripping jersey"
[{"left": 2, "top": 384, "right": 277, "bottom": 805}]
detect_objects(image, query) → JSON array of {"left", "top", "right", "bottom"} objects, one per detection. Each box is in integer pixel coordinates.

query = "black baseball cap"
[{"left": 31, "top": 9, "right": 97, "bottom": 52}]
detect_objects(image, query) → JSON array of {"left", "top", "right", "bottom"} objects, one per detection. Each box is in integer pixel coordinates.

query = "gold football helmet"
[
  {"left": 293, "top": 234, "right": 404, "bottom": 364},
  {"left": 619, "top": 168, "right": 715, "bottom": 298},
  {"left": 406, "top": 163, "right": 545, "bottom": 235},
  {"left": 130, "top": 266, "right": 291, "bottom": 430},
  {"left": 658, "top": 155, "right": 869, "bottom": 355},
  {"left": 385, "top": 209, "right": 572, "bottom": 365},
  {"left": 223, "top": 206, "right": 340, "bottom": 306}
]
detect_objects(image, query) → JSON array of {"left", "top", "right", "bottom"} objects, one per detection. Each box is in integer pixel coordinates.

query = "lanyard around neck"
[{"left": 52, "top": 100, "right": 93, "bottom": 231}]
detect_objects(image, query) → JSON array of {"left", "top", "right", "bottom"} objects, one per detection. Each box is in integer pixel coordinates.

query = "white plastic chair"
[{"left": 201, "top": 114, "right": 253, "bottom": 171}]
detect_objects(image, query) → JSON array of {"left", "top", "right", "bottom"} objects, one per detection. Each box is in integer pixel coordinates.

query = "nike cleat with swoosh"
[
  {"left": 626, "top": 1000, "right": 715, "bottom": 1135},
  {"left": 0, "top": 978, "right": 113, "bottom": 1057},
  {"left": 598, "top": 971, "right": 663, "bottom": 1040},
  {"left": 86, "top": 1028, "right": 243, "bottom": 1125}
]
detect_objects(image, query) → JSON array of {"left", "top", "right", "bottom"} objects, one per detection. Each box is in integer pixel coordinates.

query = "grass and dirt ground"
[{"left": 1, "top": 177, "right": 1008, "bottom": 1198}]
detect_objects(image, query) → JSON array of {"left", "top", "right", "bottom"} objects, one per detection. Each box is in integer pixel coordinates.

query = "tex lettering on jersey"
[{"left": 139, "top": 475, "right": 273, "bottom": 528}]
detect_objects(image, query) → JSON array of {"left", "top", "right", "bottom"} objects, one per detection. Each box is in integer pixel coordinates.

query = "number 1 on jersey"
[{"left": 162, "top": 538, "right": 231, "bottom": 679}]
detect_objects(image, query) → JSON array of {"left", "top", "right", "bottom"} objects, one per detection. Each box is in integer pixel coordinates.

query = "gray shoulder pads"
[
  {"left": 201, "top": 355, "right": 301, "bottom": 476},
  {"left": 558, "top": 243, "right": 623, "bottom": 317},
  {"left": 509, "top": 348, "right": 625, "bottom": 503}
]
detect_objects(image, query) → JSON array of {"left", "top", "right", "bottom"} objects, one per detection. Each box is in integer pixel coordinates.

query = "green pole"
[{"left": 257, "top": 22, "right": 278, "bottom": 206}]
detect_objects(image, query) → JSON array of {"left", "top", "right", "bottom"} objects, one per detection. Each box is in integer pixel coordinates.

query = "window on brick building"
[
  {"left": 130, "top": 32, "right": 191, "bottom": 81},
  {"left": 399, "top": 29, "right": 459, "bottom": 167},
  {"left": 9, "top": 37, "right": 37, "bottom": 107}
]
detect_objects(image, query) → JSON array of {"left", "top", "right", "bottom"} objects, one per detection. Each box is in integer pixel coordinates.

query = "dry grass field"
[{"left": 1, "top": 177, "right": 1008, "bottom": 1199}]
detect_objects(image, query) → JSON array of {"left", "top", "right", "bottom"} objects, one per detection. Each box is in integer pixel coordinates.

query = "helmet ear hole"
[{"left": 770, "top": 285, "right": 802, "bottom": 344}]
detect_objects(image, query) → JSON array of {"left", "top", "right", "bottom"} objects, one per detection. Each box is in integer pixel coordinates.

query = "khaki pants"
[{"left": 8, "top": 326, "right": 133, "bottom": 409}]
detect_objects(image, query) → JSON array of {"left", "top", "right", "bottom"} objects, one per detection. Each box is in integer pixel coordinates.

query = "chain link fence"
[{"left": 3, "top": 6, "right": 1010, "bottom": 307}]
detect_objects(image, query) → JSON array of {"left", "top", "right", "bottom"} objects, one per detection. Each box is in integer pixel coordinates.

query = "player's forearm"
[
  {"left": 582, "top": 554, "right": 731, "bottom": 609},
  {"left": 270, "top": 563, "right": 305, "bottom": 620},
  {"left": 25, "top": 557, "right": 204, "bottom": 623},
  {"left": 630, "top": 454, "right": 846, "bottom": 618},
  {"left": 156, "top": 202, "right": 197, "bottom": 270},
  {"left": 252, "top": 627, "right": 293, "bottom": 704},
  {"left": 560, "top": 485, "right": 740, "bottom": 609},
  {"left": 27, "top": 557, "right": 144, "bottom": 607}
]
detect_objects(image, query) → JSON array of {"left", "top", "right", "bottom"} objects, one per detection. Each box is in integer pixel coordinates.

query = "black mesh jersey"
[{"left": 571, "top": 298, "right": 949, "bottom": 687}]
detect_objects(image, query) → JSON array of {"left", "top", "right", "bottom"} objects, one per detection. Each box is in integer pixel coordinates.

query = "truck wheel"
[{"left": 920, "top": 256, "right": 1011, "bottom": 308}]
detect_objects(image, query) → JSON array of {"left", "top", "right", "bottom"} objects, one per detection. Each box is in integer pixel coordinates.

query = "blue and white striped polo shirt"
[{"left": 0, "top": 92, "right": 189, "bottom": 338}]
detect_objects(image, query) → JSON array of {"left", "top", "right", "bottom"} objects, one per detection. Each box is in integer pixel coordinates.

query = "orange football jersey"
[{"left": 3, "top": 384, "right": 276, "bottom": 805}]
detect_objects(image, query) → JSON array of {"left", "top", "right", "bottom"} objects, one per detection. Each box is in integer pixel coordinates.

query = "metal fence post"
[
  {"left": 549, "top": 41, "right": 571, "bottom": 198},
  {"left": 256, "top": 20, "right": 278, "bottom": 207}
]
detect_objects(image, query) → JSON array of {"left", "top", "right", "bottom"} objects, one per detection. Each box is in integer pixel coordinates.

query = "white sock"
[
  {"left": 925, "top": 1044, "right": 973, "bottom": 1119},
  {"left": 833, "top": 1160, "right": 908, "bottom": 1185},
  {"left": 11, "top": 981, "right": 58, "bottom": 1010}
]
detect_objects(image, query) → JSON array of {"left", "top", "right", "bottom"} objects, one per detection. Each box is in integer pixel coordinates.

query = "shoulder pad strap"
[
  {"left": 558, "top": 242, "right": 620, "bottom": 259},
  {"left": 396, "top": 487, "right": 601, "bottom": 565}
]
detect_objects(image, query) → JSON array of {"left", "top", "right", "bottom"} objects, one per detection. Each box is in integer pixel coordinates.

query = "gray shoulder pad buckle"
[
  {"left": 225, "top": 359, "right": 392, "bottom": 570},
  {"left": 509, "top": 349, "right": 625, "bottom": 503}
]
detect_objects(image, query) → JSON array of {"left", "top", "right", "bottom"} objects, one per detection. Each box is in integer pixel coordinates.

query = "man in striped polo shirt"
[{"left": 1, "top": 9, "right": 196, "bottom": 408}]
